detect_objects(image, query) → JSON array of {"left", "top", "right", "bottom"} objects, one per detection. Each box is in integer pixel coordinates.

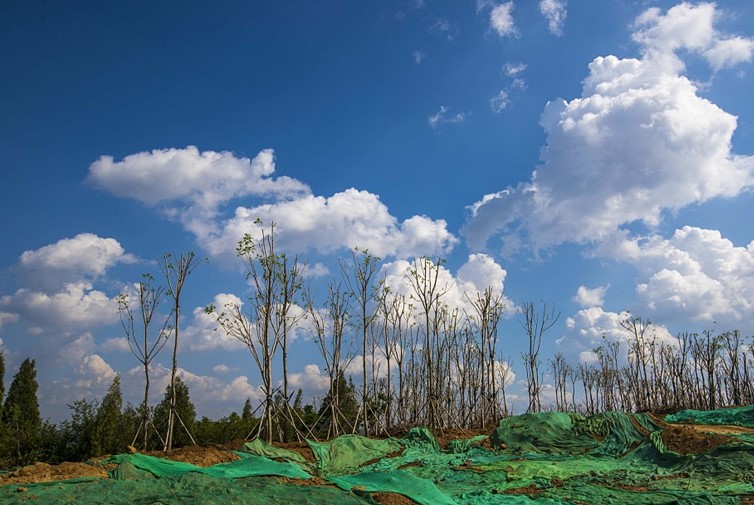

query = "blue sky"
[{"left": 1, "top": 1, "right": 753, "bottom": 421}]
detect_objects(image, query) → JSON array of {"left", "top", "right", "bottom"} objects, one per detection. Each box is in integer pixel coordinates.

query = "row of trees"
[{"left": 203, "top": 223, "right": 754, "bottom": 440}]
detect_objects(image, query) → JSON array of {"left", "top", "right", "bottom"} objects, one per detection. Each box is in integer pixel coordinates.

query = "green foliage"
[
  {"left": 153, "top": 376, "right": 196, "bottom": 448},
  {"left": 0, "top": 351, "right": 5, "bottom": 406},
  {"left": 1, "top": 358, "right": 42, "bottom": 466},
  {"left": 316, "top": 373, "right": 359, "bottom": 437},
  {"left": 58, "top": 398, "right": 99, "bottom": 462},
  {"left": 95, "top": 375, "right": 124, "bottom": 455}
]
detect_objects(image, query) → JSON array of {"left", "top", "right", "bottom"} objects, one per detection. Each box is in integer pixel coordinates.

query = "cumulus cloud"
[
  {"left": 539, "top": 0, "right": 567, "bottom": 35},
  {"left": 465, "top": 2, "right": 754, "bottom": 253},
  {"left": 632, "top": 2, "right": 754, "bottom": 71},
  {"left": 18, "top": 233, "right": 136, "bottom": 291},
  {"left": 428, "top": 106, "right": 467, "bottom": 131},
  {"left": 489, "top": 2, "right": 517, "bottom": 38},
  {"left": 572, "top": 285, "right": 608, "bottom": 308},
  {"left": 203, "top": 189, "right": 457, "bottom": 260},
  {"left": 599, "top": 226, "right": 754, "bottom": 328},
  {"left": 212, "top": 364, "right": 238, "bottom": 374},
  {"left": 287, "top": 364, "right": 330, "bottom": 392},
  {"left": 0, "top": 282, "right": 119, "bottom": 334},
  {"left": 89, "top": 147, "right": 456, "bottom": 262}
]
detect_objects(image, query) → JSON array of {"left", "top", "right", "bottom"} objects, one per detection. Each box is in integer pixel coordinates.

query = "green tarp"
[{"left": 3, "top": 407, "right": 754, "bottom": 504}]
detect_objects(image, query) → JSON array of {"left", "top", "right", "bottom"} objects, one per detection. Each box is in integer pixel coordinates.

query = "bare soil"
[{"left": 0, "top": 462, "right": 108, "bottom": 485}]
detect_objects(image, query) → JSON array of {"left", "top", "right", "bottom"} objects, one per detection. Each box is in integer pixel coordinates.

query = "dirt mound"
[
  {"left": 146, "top": 445, "right": 240, "bottom": 467},
  {"left": 660, "top": 425, "right": 733, "bottom": 454},
  {"left": 0, "top": 462, "right": 108, "bottom": 485}
]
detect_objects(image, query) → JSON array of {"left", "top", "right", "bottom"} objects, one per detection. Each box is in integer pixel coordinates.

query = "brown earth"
[
  {"left": 0, "top": 462, "right": 108, "bottom": 485},
  {"left": 660, "top": 424, "right": 734, "bottom": 454}
]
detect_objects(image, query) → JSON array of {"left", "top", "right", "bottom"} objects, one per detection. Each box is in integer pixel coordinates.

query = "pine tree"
[
  {"left": 153, "top": 376, "right": 196, "bottom": 448},
  {"left": 2, "top": 358, "right": 41, "bottom": 465},
  {"left": 95, "top": 375, "right": 123, "bottom": 455}
]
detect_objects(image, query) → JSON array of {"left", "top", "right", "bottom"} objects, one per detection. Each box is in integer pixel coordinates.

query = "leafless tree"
[
  {"left": 160, "top": 251, "right": 201, "bottom": 450},
  {"left": 519, "top": 300, "right": 560, "bottom": 413},
  {"left": 117, "top": 274, "right": 170, "bottom": 449}
]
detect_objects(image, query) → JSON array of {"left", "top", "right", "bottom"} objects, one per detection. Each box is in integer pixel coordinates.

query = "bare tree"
[
  {"left": 304, "top": 282, "right": 354, "bottom": 438},
  {"left": 519, "top": 300, "right": 560, "bottom": 413},
  {"left": 341, "top": 248, "right": 380, "bottom": 435},
  {"left": 160, "top": 251, "right": 201, "bottom": 450},
  {"left": 407, "top": 256, "right": 450, "bottom": 428},
  {"left": 117, "top": 274, "right": 170, "bottom": 450}
]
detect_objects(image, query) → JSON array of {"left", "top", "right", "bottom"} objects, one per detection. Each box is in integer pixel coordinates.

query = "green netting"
[
  {"left": 665, "top": 405, "right": 754, "bottom": 428},
  {"left": 4, "top": 410, "right": 754, "bottom": 504},
  {"left": 329, "top": 470, "right": 457, "bottom": 505},
  {"left": 109, "top": 452, "right": 312, "bottom": 480},
  {"left": 307, "top": 434, "right": 402, "bottom": 476}
]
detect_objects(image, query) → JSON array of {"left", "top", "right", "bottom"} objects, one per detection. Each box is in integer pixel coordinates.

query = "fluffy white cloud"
[
  {"left": 0, "top": 311, "right": 19, "bottom": 330},
  {"left": 90, "top": 147, "right": 456, "bottom": 262},
  {"left": 287, "top": 364, "right": 330, "bottom": 392},
  {"left": 599, "top": 226, "right": 754, "bottom": 328},
  {"left": 489, "top": 2, "right": 517, "bottom": 38},
  {"left": 572, "top": 285, "right": 608, "bottom": 308},
  {"left": 632, "top": 2, "right": 754, "bottom": 70},
  {"left": 18, "top": 233, "right": 135, "bottom": 291},
  {"left": 539, "top": 0, "right": 567, "bottom": 36},
  {"left": 203, "top": 189, "right": 457, "bottom": 260},
  {"left": 465, "top": 3, "right": 754, "bottom": 252},
  {"left": 89, "top": 147, "right": 308, "bottom": 211},
  {"left": 0, "top": 282, "right": 119, "bottom": 334}
]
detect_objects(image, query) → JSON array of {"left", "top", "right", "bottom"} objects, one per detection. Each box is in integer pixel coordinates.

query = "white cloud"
[
  {"left": 489, "top": 2, "right": 517, "bottom": 38},
  {"left": 632, "top": 2, "right": 754, "bottom": 71},
  {"left": 556, "top": 307, "right": 676, "bottom": 364},
  {"left": 465, "top": 3, "right": 754, "bottom": 252},
  {"left": 599, "top": 226, "right": 754, "bottom": 328},
  {"left": 0, "top": 282, "right": 119, "bottom": 334},
  {"left": 380, "top": 254, "right": 513, "bottom": 322},
  {"left": 184, "top": 293, "right": 247, "bottom": 351},
  {"left": 99, "top": 337, "right": 131, "bottom": 353},
  {"left": 490, "top": 90, "right": 511, "bottom": 113},
  {"left": 212, "top": 364, "right": 238, "bottom": 374},
  {"left": 90, "top": 147, "right": 456, "bottom": 262},
  {"left": 429, "top": 105, "right": 467, "bottom": 131},
  {"left": 18, "top": 233, "right": 136, "bottom": 291},
  {"left": 0, "top": 311, "right": 19, "bottom": 330},
  {"left": 503, "top": 62, "right": 527, "bottom": 76},
  {"left": 572, "top": 285, "right": 608, "bottom": 308},
  {"left": 539, "top": 0, "right": 567, "bottom": 36},
  {"left": 412, "top": 50, "right": 426, "bottom": 64},
  {"left": 287, "top": 364, "right": 330, "bottom": 392},
  {"left": 89, "top": 147, "right": 308, "bottom": 210},
  {"left": 204, "top": 189, "right": 457, "bottom": 260}
]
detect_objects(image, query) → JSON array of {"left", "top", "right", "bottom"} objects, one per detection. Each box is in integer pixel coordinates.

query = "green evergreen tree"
[
  {"left": 153, "top": 376, "right": 196, "bottom": 448},
  {"left": 0, "top": 351, "right": 5, "bottom": 405},
  {"left": 95, "top": 375, "right": 123, "bottom": 455},
  {"left": 316, "top": 373, "right": 358, "bottom": 437},
  {"left": 2, "top": 358, "right": 42, "bottom": 465}
]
